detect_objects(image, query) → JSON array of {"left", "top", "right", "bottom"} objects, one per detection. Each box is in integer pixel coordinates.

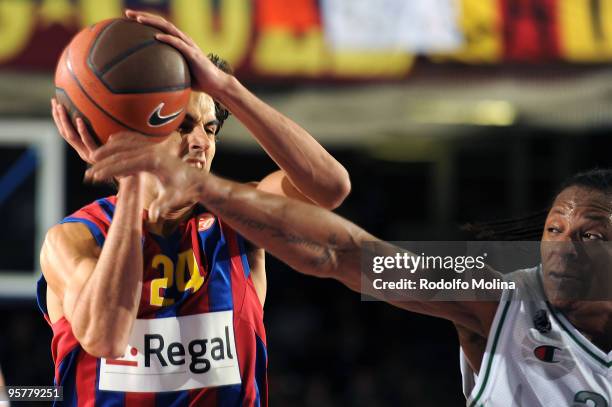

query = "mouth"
[
  {"left": 183, "top": 157, "right": 205, "bottom": 171},
  {"left": 548, "top": 272, "right": 585, "bottom": 285}
]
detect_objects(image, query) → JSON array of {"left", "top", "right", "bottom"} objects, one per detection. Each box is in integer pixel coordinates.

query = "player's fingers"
[
  {"left": 56, "top": 104, "right": 78, "bottom": 141},
  {"left": 155, "top": 34, "right": 198, "bottom": 62},
  {"left": 92, "top": 134, "right": 155, "bottom": 161},
  {"left": 108, "top": 131, "right": 157, "bottom": 145},
  {"left": 126, "top": 10, "right": 182, "bottom": 42},
  {"left": 76, "top": 118, "right": 99, "bottom": 158},
  {"left": 125, "top": 9, "right": 162, "bottom": 22},
  {"left": 131, "top": 12, "right": 196, "bottom": 48},
  {"left": 50, "top": 100, "right": 64, "bottom": 134},
  {"left": 51, "top": 100, "right": 67, "bottom": 137},
  {"left": 52, "top": 102, "right": 81, "bottom": 159},
  {"left": 86, "top": 152, "right": 153, "bottom": 181},
  {"left": 126, "top": 9, "right": 197, "bottom": 51},
  {"left": 55, "top": 104, "right": 94, "bottom": 162}
]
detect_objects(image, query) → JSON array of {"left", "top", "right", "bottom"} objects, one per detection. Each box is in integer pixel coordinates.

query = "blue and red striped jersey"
[{"left": 37, "top": 196, "right": 268, "bottom": 406}]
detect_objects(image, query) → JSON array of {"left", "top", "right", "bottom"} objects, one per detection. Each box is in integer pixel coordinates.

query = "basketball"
[{"left": 54, "top": 18, "right": 191, "bottom": 145}]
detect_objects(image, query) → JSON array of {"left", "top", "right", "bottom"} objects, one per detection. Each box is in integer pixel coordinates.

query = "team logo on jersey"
[
  {"left": 521, "top": 329, "right": 576, "bottom": 379},
  {"left": 99, "top": 311, "right": 241, "bottom": 392},
  {"left": 107, "top": 346, "right": 139, "bottom": 367},
  {"left": 198, "top": 213, "right": 216, "bottom": 231},
  {"left": 533, "top": 345, "right": 561, "bottom": 363}
]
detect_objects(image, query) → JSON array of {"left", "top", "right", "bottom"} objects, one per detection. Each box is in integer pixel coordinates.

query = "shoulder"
[
  {"left": 41, "top": 223, "right": 101, "bottom": 271},
  {"left": 59, "top": 197, "right": 118, "bottom": 245},
  {"left": 44, "top": 222, "right": 99, "bottom": 252},
  {"left": 40, "top": 222, "right": 101, "bottom": 302},
  {"left": 42, "top": 201, "right": 106, "bottom": 272},
  {"left": 65, "top": 196, "right": 117, "bottom": 220}
]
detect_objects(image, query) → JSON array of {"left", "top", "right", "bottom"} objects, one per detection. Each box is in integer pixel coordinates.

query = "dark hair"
[
  {"left": 558, "top": 168, "right": 612, "bottom": 195},
  {"left": 461, "top": 210, "right": 548, "bottom": 241},
  {"left": 207, "top": 53, "right": 232, "bottom": 134},
  {"left": 462, "top": 168, "right": 612, "bottom": 241}
]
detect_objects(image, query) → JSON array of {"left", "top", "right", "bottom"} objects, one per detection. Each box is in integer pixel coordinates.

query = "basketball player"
[
  {"left": 87, "top": 129, "right": 612, "bottom": 407},
  {"left": 38, "top": 10, "right": 350, "bottom": 406}
]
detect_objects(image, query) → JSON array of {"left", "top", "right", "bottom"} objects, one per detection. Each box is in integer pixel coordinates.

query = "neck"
[
  {"left": 145, "top": 206, "right": 194, "bottom": 236},
  {"left": 556, "top": 301, "right": 612, "bottom": 353},
  {"left": 140, "top": 174, "right": 195, "bottom": 236}
]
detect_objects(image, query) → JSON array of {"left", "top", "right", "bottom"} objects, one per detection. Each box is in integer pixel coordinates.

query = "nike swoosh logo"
[{"left": 148, "top": 103, "right": 183, "bottom": 127}]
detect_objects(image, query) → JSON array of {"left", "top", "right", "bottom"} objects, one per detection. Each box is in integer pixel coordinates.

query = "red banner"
[{"left": 0, "top": 0, "right": 611, "bottom": 82}]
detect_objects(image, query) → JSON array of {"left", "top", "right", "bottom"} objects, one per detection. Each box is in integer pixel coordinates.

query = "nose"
[
  {"left": 542, "top": 229, "right": 580, "bottom": 262},
  {"left": 556, "top": 240, "right": 579, "bottom": 261},
  {"left": 186, "top": 126, "right": 210, "bottom": 155}
]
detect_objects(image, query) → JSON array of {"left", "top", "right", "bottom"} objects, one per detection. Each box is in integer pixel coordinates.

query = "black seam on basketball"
[
  {"left": 66, "top": 47, "right": 160, "bottom": 138},
  {"left": 101, "top": 83, "right": 192, "bottom": 95},
  {"left": 85, "top": 20, "right": 190, "bottom": 95},
  {"left": 87, "top": 19, "right": 121, "bottom": 78},
  {"left": 89, "top": 39, "right": 190, "bottom": 94},
  {"left": 97, "top": 39, "right": 158, "bottom": 76},
  {"left": 55, "top": 87, "right": 102, "bottom": 147}
]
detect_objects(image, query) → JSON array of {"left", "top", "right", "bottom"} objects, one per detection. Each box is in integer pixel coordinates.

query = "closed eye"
[
  {"left": 204, "top": 120, "right": 220, "bottom": 140},
  {"left": 178, "top": 124, "right": 194, "bottom": 134}
]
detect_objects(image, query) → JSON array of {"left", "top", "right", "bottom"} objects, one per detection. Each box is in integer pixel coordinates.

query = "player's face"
[
  {"left": 540, "top": 186, "right": 612, "bottom": 306},
  {"left": 161, "top": 92, "right": 218, "bottom": 173}
]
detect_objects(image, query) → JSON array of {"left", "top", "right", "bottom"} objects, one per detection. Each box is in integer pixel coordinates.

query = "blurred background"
[{"left": 0, "top": 0, "right": 611, "bottom": 405}]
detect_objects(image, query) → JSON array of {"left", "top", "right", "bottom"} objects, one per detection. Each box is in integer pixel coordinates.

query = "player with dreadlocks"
[{"left": 87, "top": 106, "right": 612, "bottom": 406}]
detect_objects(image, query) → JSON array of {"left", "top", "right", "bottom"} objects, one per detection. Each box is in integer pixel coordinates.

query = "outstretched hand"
[
  {"left": 125, "top": 9, "right": 229, "bottom": 97},
  {"left": 85, "top": 133, "right": 206, "bottom": 221}
]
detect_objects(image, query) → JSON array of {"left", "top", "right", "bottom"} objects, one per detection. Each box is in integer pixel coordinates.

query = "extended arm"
[
  {"left": 40, "top": 176, "right": 144, "bottom": 358},
  {"left": 87, "top": 152, "right": 498, "bottom": 335},
  {"left": 196, "top": 176, "right": 497, "bottom": 334}
]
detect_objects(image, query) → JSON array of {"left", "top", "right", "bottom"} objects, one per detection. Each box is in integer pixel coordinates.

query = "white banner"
[
  {"left": 321, "top": 0, "right": 463, "bottom": 52},
  {"left": 99, "top": 311, "right": 241, "bottom": 393}
]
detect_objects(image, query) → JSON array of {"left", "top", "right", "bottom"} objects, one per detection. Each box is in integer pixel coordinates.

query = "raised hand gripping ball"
[{"left": 55, "top": 18, "right": 191, "bottom": 144}]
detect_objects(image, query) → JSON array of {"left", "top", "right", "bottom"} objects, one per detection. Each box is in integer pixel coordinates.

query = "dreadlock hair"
[
  {"left": 462, "top": 210, "right": 549, "bottom": 241},
  {"left": 206, "top": 53, "right": 232, "bottom": 134},
  {"left": 462, "top": 168, "right": 612, "bottom": 241},
  {"left": 558, "top": 168, "right": 612, "bottom": 195}
]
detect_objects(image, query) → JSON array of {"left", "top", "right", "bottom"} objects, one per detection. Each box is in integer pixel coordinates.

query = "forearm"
[
  {"left": 196, "top": 178, "right": 494, "bottom": 330},
  {"left": 213, "top": 76, "right": 350, "bottom": 208},
  {"left": 197, "top": 173, "right": 366, "bottom": 288},
  {"left": 68, "top": 178, "right": 144, "bottom": 357}
]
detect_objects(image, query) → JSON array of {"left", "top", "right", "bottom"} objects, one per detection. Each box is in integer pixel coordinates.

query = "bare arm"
[
  {"left": 40, "top": 176, "right": 144, "bottom": 358},
  {"left": 125, "top": 10, "right": 351, "bottom": 209},
  {"left": 195, "top": 175, "right": 496, "bottom": 334},
  {"left": 212, "top": 76, "right": 350, "bottom": 208},
  {"left": 88, "top": 140, "right": 498, "bottom": 336}
]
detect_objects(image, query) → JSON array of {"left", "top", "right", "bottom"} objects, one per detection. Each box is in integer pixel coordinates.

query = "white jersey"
[{"left": 460, "top": 267, "right": 611, "bottom": 407}]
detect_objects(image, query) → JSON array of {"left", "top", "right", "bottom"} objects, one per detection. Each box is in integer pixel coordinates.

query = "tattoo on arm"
[{"left": 208, "top": 197, "right": 352, "bottom": 269}]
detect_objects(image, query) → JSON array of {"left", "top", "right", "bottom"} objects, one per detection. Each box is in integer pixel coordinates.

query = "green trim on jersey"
[
  {"left": 545, "top": 302, "right": 611, "bottom": 369},
  {"left": 469, "top": 299, "right": 512, "bottom": 407},
  {"left": 536, "top": 269, "right": 611, "bottom": 369}
]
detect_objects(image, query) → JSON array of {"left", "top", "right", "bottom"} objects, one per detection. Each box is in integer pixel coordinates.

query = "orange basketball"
[{"left": 55, "top": 18, "right": 191, "bottom": 145}]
